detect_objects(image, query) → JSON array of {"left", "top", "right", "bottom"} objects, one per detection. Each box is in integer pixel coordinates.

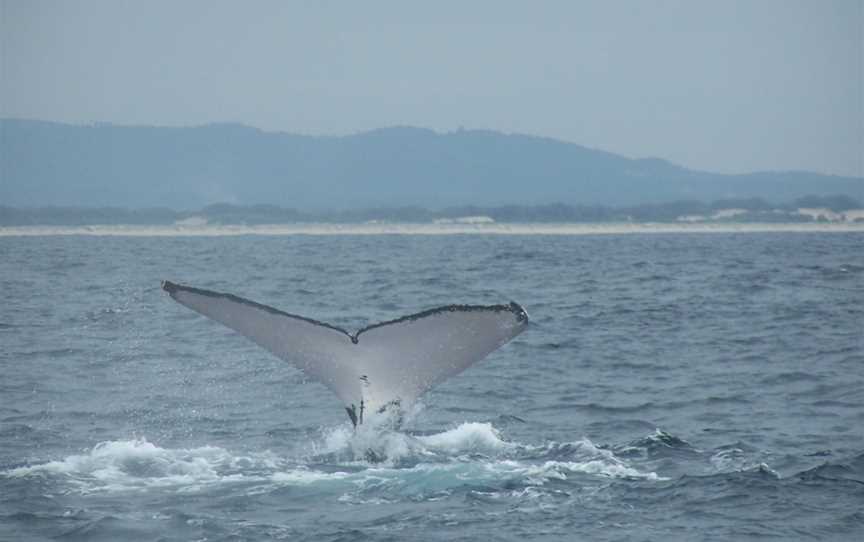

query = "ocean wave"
[
  {"left": 796, "top": 451, "right": 864, "bottom": 485},
  {"left": 614, "top": 429, "right": 702, "bottom": 460},
  {"left": 4, "top": 439, "right": 283, "bottom": 493},
  {"left": 2, "top": 423, "right": 661, "bottom": 497}
]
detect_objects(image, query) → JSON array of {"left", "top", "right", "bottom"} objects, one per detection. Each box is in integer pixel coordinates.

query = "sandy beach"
[{"left": 2, "top": 222, "right": 863, "bottom": 236}]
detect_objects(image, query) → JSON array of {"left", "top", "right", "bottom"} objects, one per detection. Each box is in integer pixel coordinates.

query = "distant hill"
[{"left": 1, "top": 119, "right": 861, "bottom": 210}]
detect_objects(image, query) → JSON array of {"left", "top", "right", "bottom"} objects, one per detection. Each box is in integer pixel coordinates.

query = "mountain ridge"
[{"left": 2, "top": 118, "right": 861, "bottom": 210}]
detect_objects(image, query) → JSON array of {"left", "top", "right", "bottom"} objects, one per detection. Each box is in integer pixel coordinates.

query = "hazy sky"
[{"left": 2, "top": 0, "right": 861, "bottom": 176}]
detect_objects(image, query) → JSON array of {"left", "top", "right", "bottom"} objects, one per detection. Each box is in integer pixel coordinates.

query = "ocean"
[{"left": 1, "top": 231, "right": 862, "bottom": 541}]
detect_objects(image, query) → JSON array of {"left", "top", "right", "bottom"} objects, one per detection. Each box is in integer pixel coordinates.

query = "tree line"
[{"left": 1, "top": 195, "right": 861, "bottom": 226}]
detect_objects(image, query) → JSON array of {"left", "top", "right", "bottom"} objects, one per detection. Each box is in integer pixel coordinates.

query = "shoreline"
[{"left": 2, "top": 222, "right": 864, "bottom": 236}]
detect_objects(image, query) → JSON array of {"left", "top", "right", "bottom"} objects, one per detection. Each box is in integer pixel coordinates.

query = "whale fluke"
[{"left": 161, "top": 281, "right": 528, "bottom": 424}]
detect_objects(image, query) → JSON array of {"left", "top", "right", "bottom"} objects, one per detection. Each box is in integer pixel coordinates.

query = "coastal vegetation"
[{"left": 2, "top": 195, "right": 861, "bottom": 226}]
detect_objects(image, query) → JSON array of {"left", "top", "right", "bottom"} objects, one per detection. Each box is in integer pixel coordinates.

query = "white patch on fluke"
[{"left": 161, "top": 280, "right": 528, "bottom": 418}]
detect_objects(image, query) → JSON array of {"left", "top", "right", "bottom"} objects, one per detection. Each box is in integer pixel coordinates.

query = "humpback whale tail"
[{"left": 161, "top": 281, "right": 528, "bottom": 426}]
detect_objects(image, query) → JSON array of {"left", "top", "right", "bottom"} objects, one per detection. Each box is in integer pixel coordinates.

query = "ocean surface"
[{"left": 1, "top": 232, "right": 862, "bottom": 541}]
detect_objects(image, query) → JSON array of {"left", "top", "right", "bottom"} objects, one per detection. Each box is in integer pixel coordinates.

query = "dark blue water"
[{"left": 2, "top": 233, "right": 863, "bottom": 541}]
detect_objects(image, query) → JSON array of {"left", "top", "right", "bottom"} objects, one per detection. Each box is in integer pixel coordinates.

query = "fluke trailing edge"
[{"left": 161, "top": 281, "right": 529, "bottom": 427}]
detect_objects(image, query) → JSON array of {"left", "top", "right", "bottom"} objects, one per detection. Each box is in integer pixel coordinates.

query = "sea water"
[{"left": 1, "top": 232, "right": 862, "bottom": 541}]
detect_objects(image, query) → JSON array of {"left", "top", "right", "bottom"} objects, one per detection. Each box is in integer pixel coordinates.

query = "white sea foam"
[
  {"left": 340, "top": 453, "right": 659, "bottom": 502},
  {"left": 305, "top": 422, "right": 661, "bottom": 486},
  {"left": 416, "top": 422, "right": 515, "bottom": 454},
  {"left": 307, "top": 421, "right": 513, "bottom": 464},
  {"left": 4, "top": 425, "right": 661, "bottom": 496},
  {"left": 709, "top": 447, "right": 776, "bottom": 476},
  {"left": 6, "top": 438, "right": 279, "bottom": 493},
  {"left": 270, "top": 468, "right": 351, "bottom": 484}
]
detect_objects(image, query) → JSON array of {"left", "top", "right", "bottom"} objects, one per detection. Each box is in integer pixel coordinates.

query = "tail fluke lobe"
[{"left": 162, "top": 280, "right": 528, "bottom": 418}]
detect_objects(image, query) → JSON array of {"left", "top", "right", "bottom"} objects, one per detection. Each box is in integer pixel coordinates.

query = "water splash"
[{"left": 3, "top": 423, "right": 661, "bottom": 497}]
